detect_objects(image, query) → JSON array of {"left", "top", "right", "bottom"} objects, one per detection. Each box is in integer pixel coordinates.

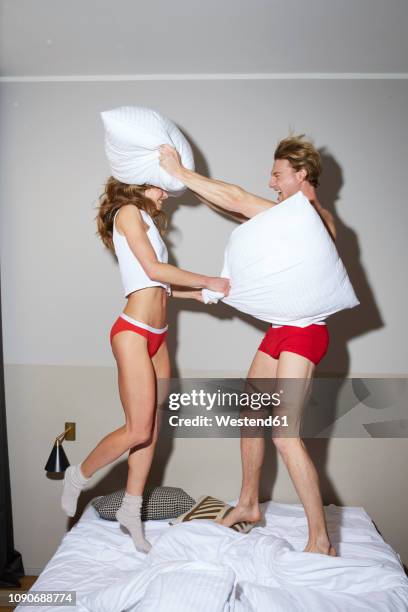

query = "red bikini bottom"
[{"left": 110, "top": 313, "right": 168, "bottom": 357}]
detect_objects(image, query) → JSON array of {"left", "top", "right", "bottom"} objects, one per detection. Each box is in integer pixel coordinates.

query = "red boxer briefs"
[{"left": 258, "top": 324, "right": 329, "bottom": 365}]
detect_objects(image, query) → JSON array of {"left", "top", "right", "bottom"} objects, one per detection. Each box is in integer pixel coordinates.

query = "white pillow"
[
  {"left": 100, "top": 106, "right": 194, "bottom": 195},
  {"left": 202, "top": 191, "right": 359, "bottom": 326}
]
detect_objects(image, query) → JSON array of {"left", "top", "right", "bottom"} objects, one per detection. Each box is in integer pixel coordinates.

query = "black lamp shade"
[{"left": 44, "top": 441, "right": 70, "bottom": 473}]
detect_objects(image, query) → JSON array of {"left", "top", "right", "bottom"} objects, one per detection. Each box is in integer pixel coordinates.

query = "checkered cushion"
[{"left": 92, "top": 485, "right": 195, "bottom": 521}]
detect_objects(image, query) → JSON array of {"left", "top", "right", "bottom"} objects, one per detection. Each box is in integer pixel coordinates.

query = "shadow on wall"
[
  {"left": 74, "top": 140, "right": 384, "bottom": 523},
  {"left": 266, "top": 149, "right": 384, "bottom": 507},
  {"left": 317, "top": 149, "right": 383, "bottom": 375}
]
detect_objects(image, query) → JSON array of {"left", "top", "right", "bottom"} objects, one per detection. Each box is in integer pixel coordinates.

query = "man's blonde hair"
[{"left": 274, "top": 134, "right": 322, "bottom": 187}]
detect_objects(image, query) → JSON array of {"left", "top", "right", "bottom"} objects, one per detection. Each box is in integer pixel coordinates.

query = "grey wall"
[
  {"left": 1, "top": 78, "right": 407, "bottom": 572},
  {"left": 2, "top": 0, "right": 408, "bottom": 75}
]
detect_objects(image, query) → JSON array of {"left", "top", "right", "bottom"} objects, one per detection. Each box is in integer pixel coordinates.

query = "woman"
[
  {"left": 159, "top": 137, "right": 342, "bottom": 557},
  {"left": 61, "top": 177, "right": 230, "bottom": 553}
]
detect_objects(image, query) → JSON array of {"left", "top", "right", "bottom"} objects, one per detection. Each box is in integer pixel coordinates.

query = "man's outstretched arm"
[
  {"left": 193, "top": 192, "right": 248, "bottom": 223},
  {"left": 159, "top": 144, "right": 276, "bottom": 218}
]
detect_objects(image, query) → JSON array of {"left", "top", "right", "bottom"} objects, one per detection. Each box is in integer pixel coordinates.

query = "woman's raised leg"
[
  {"left": 81, "top": 331, "right": 157, "bottom": 476},
  {"left": 61, "top": 331, "right": 156, "bottom": 518},
  {"left": 125, "top": 341, "right": 171, "bottom": 496},
  {"left": 114, "top": 337, "right": 170, "bottom": 553}
]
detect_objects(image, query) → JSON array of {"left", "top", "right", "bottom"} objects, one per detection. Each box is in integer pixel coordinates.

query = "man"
[{"left": 160, "top": 135, "right": 337, "bottom": 556}]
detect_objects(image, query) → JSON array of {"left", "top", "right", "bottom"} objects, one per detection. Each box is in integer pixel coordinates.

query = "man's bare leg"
[
  {"left": 219, "top": 348, "right": 336, "bottom": 556},
  {"left": 218, "top": 350, "right": 278, "bottom": 526},
  {"left": 274, "top": 351, "right": 336, "bottom": 556}
]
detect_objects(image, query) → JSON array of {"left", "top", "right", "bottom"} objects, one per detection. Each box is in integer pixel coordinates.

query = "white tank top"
[{"left": 112, "top": 208, "right": 171, "bottom": 298}]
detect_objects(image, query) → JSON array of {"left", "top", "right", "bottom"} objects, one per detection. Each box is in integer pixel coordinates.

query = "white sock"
[
  {"left": 61, "top": 464, "right": 91, "bottom": 517},
  {"left": 116, "top": 493, "right": 151, "bottom": 553}
]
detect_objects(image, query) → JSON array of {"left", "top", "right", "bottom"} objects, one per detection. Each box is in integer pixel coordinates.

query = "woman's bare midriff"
[{"left": 122, "top": 286, "right": 167, "bottom": 328}]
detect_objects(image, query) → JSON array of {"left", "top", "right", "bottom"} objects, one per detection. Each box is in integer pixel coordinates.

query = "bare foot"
[
  {"left": 216, "top": 503, "right": 262, "bottom": 528},
  {"left": 303, "top": 540, "right": 337, "bottom": 556}
]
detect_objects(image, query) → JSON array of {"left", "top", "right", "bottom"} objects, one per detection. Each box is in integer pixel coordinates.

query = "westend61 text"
[{"left": 168, "top": 415, "right": 289, "bottom": 427}]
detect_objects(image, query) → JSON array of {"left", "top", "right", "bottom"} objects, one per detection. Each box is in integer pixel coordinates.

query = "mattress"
[{"left": 17, "top": 500, "right": 408, "bottom": 611}]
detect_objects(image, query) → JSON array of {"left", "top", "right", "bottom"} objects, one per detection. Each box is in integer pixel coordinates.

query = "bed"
[{"left": 17, "top": 499, "right": 408, "bottom": 611}]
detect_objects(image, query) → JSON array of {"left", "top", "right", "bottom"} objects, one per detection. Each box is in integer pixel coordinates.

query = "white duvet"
[
  {"left": 203, "top": 191, "right": 360, "bottom": 327},
  {"left": 18, "top": 501, "right": 408, "bottom": 612}
]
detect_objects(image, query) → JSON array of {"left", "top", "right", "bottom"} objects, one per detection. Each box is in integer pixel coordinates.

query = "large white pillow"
[
  {"left": 203, "top": 191, "right": 359, "bottom": 326},
  {"left": 101, "top": 106, "right": 194, "bottom": 195}
]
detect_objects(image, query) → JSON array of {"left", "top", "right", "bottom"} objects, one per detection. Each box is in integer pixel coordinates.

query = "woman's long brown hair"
[{"left": 95, "top": 176, "right": 167, "bottom": 255}]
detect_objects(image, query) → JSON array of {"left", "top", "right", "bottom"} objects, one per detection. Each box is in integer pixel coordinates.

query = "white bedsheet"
[{"left": 18, "top": 501, "right": 408, "bottom": 612}]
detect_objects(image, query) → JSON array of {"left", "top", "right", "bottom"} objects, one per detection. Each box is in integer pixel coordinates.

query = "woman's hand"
[
  {"left": 205, "top": 277, "right": 231, "bottom": 296},
  {"left": 159, "top": 144, "right": 183, "bottom": 178}
]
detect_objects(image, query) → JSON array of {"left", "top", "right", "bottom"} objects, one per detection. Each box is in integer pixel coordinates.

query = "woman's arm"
[
  {"left": 118, "top": 205, "right": 230, "bottom": 294},
  {"left": 171, "top": 287, "right": 204, "bottom": 301},
  {"left": 159, "top": 145, "right": 276, "bottom": 219}
]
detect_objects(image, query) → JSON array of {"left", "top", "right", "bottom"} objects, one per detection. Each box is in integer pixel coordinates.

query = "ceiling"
[{"left": 1, "top": 0, "right": 407, "bottom": 77}]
